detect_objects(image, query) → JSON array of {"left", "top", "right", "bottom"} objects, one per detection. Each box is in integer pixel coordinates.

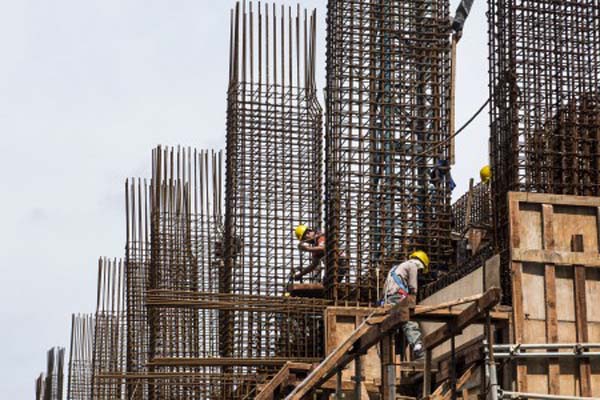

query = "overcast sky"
[{"left": 0, "top": 1, "right": 488, "bottom": 397}]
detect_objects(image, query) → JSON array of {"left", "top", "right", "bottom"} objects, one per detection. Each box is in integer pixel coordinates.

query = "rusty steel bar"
[
  {"left": 146, "top": 146, "right": 224, "bottom": 399},
  {"left": 67, "top": 314, "right": 94, "bottom": 400},
  {"left": 488, "top": 0, "right": 600, "bottom": 303},
  {"left": 91, "top": 258, "right": 127, "bottom": 400},
  {"left": 223, "top": 1, "right": 324, "bottom": 377},
  {"left": 325, "top": 0, "right": 454, "bottom": 305}
]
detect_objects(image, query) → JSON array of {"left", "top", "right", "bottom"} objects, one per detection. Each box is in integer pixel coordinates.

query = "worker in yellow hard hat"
[
  {"left": 293, "top": 224, "right": 349, "bottom": 284},
  {"left": 480, "top": 165, "right": 492, "bottom": 184},
  {"left": 382, "top": 250, "right": 430, "bottom": 360},
  {"left": 293, "top": 224, "right": 326, "bottom": 282}
]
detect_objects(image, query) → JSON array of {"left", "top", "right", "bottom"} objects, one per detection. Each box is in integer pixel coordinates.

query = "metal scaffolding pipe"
[{"left": 499, "top": 390, "right": 599, "bottom": 400}]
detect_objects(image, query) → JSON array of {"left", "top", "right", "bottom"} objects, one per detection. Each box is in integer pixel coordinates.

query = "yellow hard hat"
[
  {"left": 410, "top": 250, "right": 430, "bottom": 273},
  {"left": 294, "top": 224, "right": 309, "bottom": 240},
  {"left": 480, "top": 165, "right": 492, "bottom": 183}
]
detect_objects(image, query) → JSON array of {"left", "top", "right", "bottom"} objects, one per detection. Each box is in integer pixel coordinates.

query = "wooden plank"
[
  {"left": 545, "top": 264, "right": 560, "bottom": 395},
  {"left": 255, "top": 363, "right": 290, "bottom": 400},
  {"left": 511, "top": 249, "right": 600, "bottom": 266},
  {"left": 381, "top": 334, "right": 395, "bottom": 400},
  {"left": 286, "top": 304, "right": 408, "bottom": 400},
  {"left": 543, "top": 202, "right": 558, "bottom": 395},
  {"left": 511, "top": 261, "right": 527, "bottom": 393},
  {"left": 423, "top": 288, "right": 501, "bottom": 350},
  {"left": 287, "top": 283, "right": 325, "bottom": 298},
  {"left": 573, "top": 235, "right": 592, "bottom": 397},
  {"left": 509, "top": 192, "right": 600, "bottom": 208}
]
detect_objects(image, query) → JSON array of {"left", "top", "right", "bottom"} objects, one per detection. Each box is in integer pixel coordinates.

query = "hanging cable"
[{"left": 418, "top": 98, "right": 490, "bottom": 157}]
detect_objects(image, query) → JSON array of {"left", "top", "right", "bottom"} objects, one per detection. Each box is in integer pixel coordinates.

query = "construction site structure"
[{"left": 33, "top": 0, "right": 600, "bottom": 399}]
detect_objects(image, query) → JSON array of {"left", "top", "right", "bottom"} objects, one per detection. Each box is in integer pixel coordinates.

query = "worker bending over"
[
  {"left": 293, "top": 224, "right": 349, "bottom": 284},
  {"left": 294, "top": 224, "right": 326, "bottom": 282},
  {"left": 383, "top": 251, "right": 430, "bottom": 360}
]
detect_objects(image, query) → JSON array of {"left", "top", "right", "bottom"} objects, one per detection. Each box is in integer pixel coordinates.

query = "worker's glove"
[{"left": 298, "top": 242, "right": 310, "bottom": 251}]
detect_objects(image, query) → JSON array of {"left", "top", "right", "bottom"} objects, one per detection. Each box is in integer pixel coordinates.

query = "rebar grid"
[
  {"left": 144, "top": 146, "right": 223, "bottom": 398},
  {"left": 125, "top": 177, "right": 151, "bottom": 391},
  {"left": 451, "top": 182, "right": 491, "bottom": 234},
  {"left": 93, "top": 371, "right": 273, "bottom": 400},
  {"left": 148, "top": 147, "right": 222, "bottom": 360},
  {"left": 488, "top": 0, "right": 600, "bottom": 301},
  {"left": 36, "top": 347, "right": 65, "bottom": 400},
  {"left": 91, "top": 258, "right": 127, "bottom": 400},
  {"left": 223, "top": 1, "right": 324, "bottom": 363},
  {"left": 325, "top": 0, "right": 453, "bottom": 305},
  {"left": 67, "top": 314, "right": 94, "bottom": 400}
]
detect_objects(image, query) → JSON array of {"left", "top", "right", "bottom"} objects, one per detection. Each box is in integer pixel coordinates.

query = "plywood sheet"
[
  {"left": 521, "top": 263, "right": 546, "bottom": 320},
  {"left": 324, "top": 307, "right": 380, "bottom": 385},
  {"left": 555, "top": 266, "right": 576, "bottom": 323},
  {"left": 508, "top": 192, "right": 600, "bottom": 397},
  {"left": 586, "top": 269, "right": 600, "bottom": 323},
  {"left": 553, "top": 205, "right": 598, "bottom": 253},
  {"left": 420, "top": 267, "right": 484, "bottom": 358},
  {"left": 517, "top": 203, "right": 543, "bottom": 250}
]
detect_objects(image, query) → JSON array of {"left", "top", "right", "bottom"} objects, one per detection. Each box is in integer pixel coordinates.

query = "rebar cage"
[
  {"left": 325, "top": 0, "right": 453, "bottom": 305},
  {"left": 223, "top": 2, "right": 325, "bottom": 363},
  {"left": 488, "top": 0, "right": 600, "bottom": 301}
]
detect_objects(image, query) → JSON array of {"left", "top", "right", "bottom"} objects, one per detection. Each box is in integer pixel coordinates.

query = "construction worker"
[
  {"left": 383, "top": 251, "right": 429, "bottom": 360},
  {"left": 294, "top": 224, "right": 326, "bottom": 282},
  {"left": 293, "top": 224, "right": 349, "bottom": 283},
  {"left": 480, "top": 165, "right": 492, "bottom": 184}
]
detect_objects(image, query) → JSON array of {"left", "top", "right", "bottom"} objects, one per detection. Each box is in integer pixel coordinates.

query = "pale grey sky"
[{"left": 0, "top": 1, "right": 488, "bottom": 397}]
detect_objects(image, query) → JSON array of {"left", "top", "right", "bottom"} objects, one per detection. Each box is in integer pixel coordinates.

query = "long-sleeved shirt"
[{"left": 383, "top": 259, "right": 423, "bottom": 298}]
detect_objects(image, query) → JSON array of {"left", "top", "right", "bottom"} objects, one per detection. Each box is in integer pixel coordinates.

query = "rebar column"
[{"left": 326, "top": 0, "right": 453, "bottom": 305}]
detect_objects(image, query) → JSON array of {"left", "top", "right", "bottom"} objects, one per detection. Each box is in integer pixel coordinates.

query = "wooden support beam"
[
  {"left": 286, "top": 289, "right": 501, "bottom": 400},
  {"left": 148, "top": 357, "right": 319, "bottom": 367},
  {"left": 423, "top": 288, "right": 502, "bottom": 350},
  {"left": 255, "top": 363, "right": 291, "bottom": 400},
  {"left": 572, "top": 234, "right": 592, "bottom": 397},
  {"left": 381, "top": 334, "right": 395, "bottom": 400},
  {"left": 542, "top": 204, "right": 560, "bottom": 395},
  {"left": 284, "top": 308, "right": 392, "bottom": 400}
]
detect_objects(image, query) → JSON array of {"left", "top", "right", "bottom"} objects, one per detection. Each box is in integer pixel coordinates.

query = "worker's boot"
[{"left": 412, "top": 342, "right": 425, "bottom": 360}]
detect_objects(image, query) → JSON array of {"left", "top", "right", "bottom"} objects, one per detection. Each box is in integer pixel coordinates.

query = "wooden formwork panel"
[
  {"left": 509, "top": 192, "right": 600, "bottom": 397},
  {"left": 324, "top": 307, "right": 381, "bottom": 387}
]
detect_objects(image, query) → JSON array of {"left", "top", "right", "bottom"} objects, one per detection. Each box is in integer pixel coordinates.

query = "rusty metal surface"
[
  {"left": 451, "top": 182, "right": 492, "bottom": 235},
  {"left": 223, "top": 1, "right": 324, "bottom": 368},
  {"left": 91, "top": 258, "right": 127, "bottom": 400},
  {"left": 488, "top": 0, "right": 600, "bottom": 302},
  {"left": 67, "top": 314, "right": 94, "bottom": 400},
  {"left": 325, "top": 0, "right": 454, "bottom": 305}
]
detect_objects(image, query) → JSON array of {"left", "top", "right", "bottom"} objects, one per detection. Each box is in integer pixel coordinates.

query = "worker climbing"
[
  {"left": 383, "top": 250, "right": 430, "bottom": 360},
  {"left": 480, "top": 164, "right": 492, "bottom": 184},
  {"left": 293, "top": 224, "right": 326, "bottom": 282},
  {"left": 293, "top": 224, "right": 349, "bottom": 284}
]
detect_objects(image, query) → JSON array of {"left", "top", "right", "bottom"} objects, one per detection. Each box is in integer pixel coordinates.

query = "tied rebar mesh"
[
  {"left": 325, "top": 0, "right": 453, "bottom": 305},
  {"left": 91, "top": 258, "right": 127, "bottom": 400},
  {"left": 124, "top": 177, "right": 151, "bottom": 400},
  {"left": 146, "top": 146, "right": 224, "bottom": 399},
  {"left": 488, "top": 0, "right": 600, "bottom": 302},
  {"left": 67, "top": 314, "right": 94, "bottom": 400},
  {"left": 223, "top": 1, "right": 324, "bottom": 368},
  {"left": 451, "top": 182, "right": 492, "bottom": 235}
]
